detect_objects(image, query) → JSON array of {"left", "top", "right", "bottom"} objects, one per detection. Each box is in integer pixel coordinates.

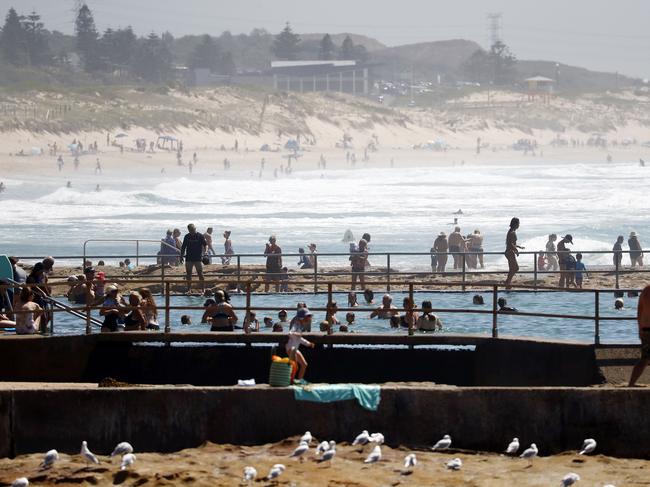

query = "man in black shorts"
[{"left": 181, "top": 223, "right": 207, "bottom": 293}]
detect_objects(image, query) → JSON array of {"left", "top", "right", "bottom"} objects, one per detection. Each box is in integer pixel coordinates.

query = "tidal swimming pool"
[{"left": 45, "top": 290, "right": 639, "bottom": 344}]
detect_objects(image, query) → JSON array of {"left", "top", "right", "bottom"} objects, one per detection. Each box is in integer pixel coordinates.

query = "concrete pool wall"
[{"left": 1, "top": 385, "right": 649, "bottom": 459}]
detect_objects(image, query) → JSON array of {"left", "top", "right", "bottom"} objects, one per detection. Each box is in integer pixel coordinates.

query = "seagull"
[
  {"left": 111, "top": 442, "right": 133, "bottom": 458},
  {"left": 364, "top": 445, "right": 382, "bottom": 464},
  {"left": 432, "top": 434, "right": 452, "bottom": 450},
  {"left": 579, "top": 438, "right": 597, "bottom": 455},
  {"left": 446, "top": 458, "right": 462, "bottom": 470},
  {"left": 370, "top": 432, "right": 384, "bottom": 445},
  {"left": 266, "top": 464, "right": 286, "bottom": 480},
  {"left": 319, "top": 441, "right": 337, "bottom": 464},
  {"left": 561, "top": 472, "right": 581, "bottom": 486},
  {"left": 120, "top": 453, "right": 136, "bottom": 471},
  {"left": 403, "top": 453, "right": 417, "bottom": 470},
  {"left": 40, "top": 449, "right": 59, "bottom": 469},
  {"left": 505, "top": 437, "right": 520, "bottom": 455},
  {"left": 300, "top": 431, "right": 313, "bottom": 444},
  {"left": 243, "top": 466, "right": 257, "bottom": 482},
  {"left": 81, "top": 441, "right": 100, "bottom": 466},
  {"left": 11, "top": 478, "right": 29, "bottom": 487},
  {"left": 290, "top": 441, "right": 309, "bottom": 462},
  {"left": 353, "top": 430, "right": 371, "bottom": 446},
  {"left": 315, "top": 440, "right": 330, "bottom": 456},
  {"left": 520, "top": 443, "right": 538, "bottom": 464}
]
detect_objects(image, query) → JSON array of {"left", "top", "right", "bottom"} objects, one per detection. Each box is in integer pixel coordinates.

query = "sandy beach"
[{"left": 0, "top": 436, "right": 644, "bottom": 486}]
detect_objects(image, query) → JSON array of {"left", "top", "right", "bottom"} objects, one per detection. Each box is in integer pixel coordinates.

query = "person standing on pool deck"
[
  {"left": 181, "top": 223, "right": 207, "bottom": 293},
  {"left": 613, "top": 235, "right": 624, "bottom": 269},
  {"left": 264, "top": 236, "right": 283, "bottom": 292},
  {"left": 504, "top": 218, "right": 524, "bottom": 289},
  {"left": 545, "top": 234, "right": 559, "bottom": 271},
  {"left": 629, "top": 285, "right": 650, "bottom": 386},
  {"left": 433, "top": 232, "right": 448, "bottom": 273},
  {"left": 448, "top": 227, "right": 465, "bottom": 270},
  {"left": 628, "top": 232, "right": 643, "bottom": 267},
  {"left": 557, "top": 234, "right": 573, "bottom": 288}
]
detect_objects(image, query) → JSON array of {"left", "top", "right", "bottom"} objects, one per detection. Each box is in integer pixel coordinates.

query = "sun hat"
[
  {"left": 106, "top": 284, "right": 118, "bottom": 293},
  {"left": 630, "top": 231, "right": 637, "bottom": 237}
]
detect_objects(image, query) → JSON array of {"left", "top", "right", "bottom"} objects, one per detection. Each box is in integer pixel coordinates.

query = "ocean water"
[
  {"left": 1, "top": 160, "right": 649, "bottom": 273},
  {"left": 48, "top": 290, "right": 638, "bottom": 344}
]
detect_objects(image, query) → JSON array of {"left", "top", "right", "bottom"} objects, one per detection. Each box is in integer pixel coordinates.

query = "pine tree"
[
  {"left": 75, "top": 4, "right": 100, "bottom": 71},
  {"left": 132, "top": 32, "right": 173, "bottom": 83},
  {"left": 271, "top": 22, "right": 300, "bottom": 60},
  {"left": 339, "top": 35, "right": 354, "bottom": 60},
  {"left": 23, "top": 10, "right": 51, "bottom": 66},
  {"left": 189, "top": 34, "right": 220, "bottom": 70},
  {"left": 318, "top": 34, "right": 335, "bottom": 60},
  {"left": 0, "top": 8, "right": 28, "bottom": 65}
]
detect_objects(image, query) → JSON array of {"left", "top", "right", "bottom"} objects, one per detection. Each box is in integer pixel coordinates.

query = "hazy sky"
[{"left": 2, "top": 0, "right": 649, "bottom": 78}]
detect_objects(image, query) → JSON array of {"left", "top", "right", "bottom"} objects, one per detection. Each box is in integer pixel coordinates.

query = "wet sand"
[{"left": 0, "top": 437, "right": 646, "bottom": 486}]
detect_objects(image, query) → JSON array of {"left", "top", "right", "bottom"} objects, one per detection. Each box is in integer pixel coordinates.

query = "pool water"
[{"left": 47, "top": 291, "right": 639, "bottom": 344}]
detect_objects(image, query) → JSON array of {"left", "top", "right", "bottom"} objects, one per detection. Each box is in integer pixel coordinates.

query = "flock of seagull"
[
  {"left": 10, "top": 440, "right": 135, "bottom": 487},
  {"left": 241, "top": 433, "right": 607, "bottom": 486},
  {"left": 8, "top": 434, "right": 612, "bottom": 486}
]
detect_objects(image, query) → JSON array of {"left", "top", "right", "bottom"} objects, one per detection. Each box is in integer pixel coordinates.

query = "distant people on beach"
[
  {"left": 264, "top": 235, "right": 283, "bottom": 292},
  {"left": 222, "top": 231, "right": 234, "bottom": 265},
  {"left": 613, "top": 236, "right": 624, "bottom": 269},
  {"left": 575, "top": 253, "right": 588, "bottom": 288},
  {"left": 448, "top": 227, "right": 466, "bottom": 269},
  {"left": 504, "top": 218, "right": 523, "bottom": 289},
  {"left": 180, "top": 223, "right": 207, "bottom": 293},
  {"left": 298, "top": 248, "right": 312, "bottom": 269},
  {"left": 628, "top": 232, "right": 644, "bottom": 267},
  {"left": 466, "top": 229, "right": 484, "bottom": 269},
  {"left": 433, "top": 232, "right": 448, "bottom": 273},
  {"left": 350, "top": 234, "right": 370, "bottom": 290},
  {"left": 203, "top": 227, "right": 215, "bottom": 261},
  {"left": 557, "top": 234, "right": 573, "bottom": 288},
  {"left": 545, "top": 234, "right": 559, "bottom": 271},
  {"left": 629, "top": 285, "right": 650, "bottom": 386}
]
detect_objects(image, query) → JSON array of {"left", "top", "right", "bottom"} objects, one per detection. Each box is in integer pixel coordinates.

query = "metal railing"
[
  {"left": 22, "top": 246, "right": 650, "bottom": 294},
  {"left": 1, "top": 277, "right": 639, "bottom": 346},
  {"left": 83, "top": 239, "right": 179, "bottom": 268}
]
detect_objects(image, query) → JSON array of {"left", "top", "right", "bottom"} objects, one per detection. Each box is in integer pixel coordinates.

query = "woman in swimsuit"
[
  {"left": 139, "top": 288, "right": 159, "bottom": 330},
  {"left": 123, "top": 292, "right": 146, "bottom": 331},
  {"left": 399, "top": 297, "right": 418, "bottom": 331},
  {"left": 202, "top": 290, "right": 238, "bottom": 331}
]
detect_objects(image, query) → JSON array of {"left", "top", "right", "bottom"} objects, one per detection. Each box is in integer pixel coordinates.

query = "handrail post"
[
  {"left": 82, "top": 241, "right": 87, "bottom": 269},
  {"left": 136, "top": 240, "right": 140, "bottom": 267},
  {"left": 461, "top": 253, "right": 466, "bottom": 291},
  {"left": 408, "top": 283, "right": 414, "bottom": 304},
  {"left": 492, "top": 284, "right": 498, "bottom": 338},
  {"left": 386, "top": 254, "right": 391, "bottom": 293},
  {"left": 85, "top": 286, "right": 92, "bottom": 335},
  {"left": 533, "top": 251, "right": 538, "bottom": 289},
  {"left": 160, "top": 262, "right": 165, "bottom": 295},
  {"left": 164, "top": 282, "right": 170, "bottom": 333},
  {"left": 49, "top": 303, "right": 54, "bottom": 335},
  {"left": 236, "top": 255, "right": 241, "bottom": 292},
  {"left": 594, "top": 290, "right": 600, "bottom": 345},
  {"left": 245, "top": 283, "right": 252, "bottom": 323},
  {"left": 615, "top": 256, "right": 620, "bottom": 289},
  {"left": 313, "top": 255, "right": 318, "bottom": 293},
  {"left": 327, "top": 283, "right": 333, "bottom": 318}
]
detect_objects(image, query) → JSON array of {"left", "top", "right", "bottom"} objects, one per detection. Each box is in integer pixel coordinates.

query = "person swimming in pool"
[{"left": 201, "top": 290, "right": 238, "bottom": 331}]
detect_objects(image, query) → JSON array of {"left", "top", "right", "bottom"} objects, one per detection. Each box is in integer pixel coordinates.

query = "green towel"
[{"left": 292, "top": 383, "right": 381, "bottom": 411}]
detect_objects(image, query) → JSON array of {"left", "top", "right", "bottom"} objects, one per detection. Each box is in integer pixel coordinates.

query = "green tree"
[
  {"left": 22, "top": 10, "right": 51, "bottom": 66},
  {"left": 217, "top": 51, "right": 236, "bottom": 76},
  {"left": 462, "top": 41, "right": 517, "bottom": 85},
  {"left": 271, "top": 22, "right": 300, "bottom": 60},
  {"left": 489, "top": 41, "right": 517, "bottom": 85},
  {"left": 189, "top": 34, "right": 220, "bottom": 70},
  {"left": 100, "top": 27, "right": 137, "bottom": 72},
  {"left": 0, "top": 8, "right": 27, "bottom": 65},
  {"left": 318, "top": 33, "right": 335, "bottom": 60},
  {"left": 75, "top": 4, "right": 100, "bottom": 71},
  {"left": 339, "top": 35, "right": 354, "bottom": 60},
  {"left": 132, "top": 32, "right": 173, "bottom": 83}
]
